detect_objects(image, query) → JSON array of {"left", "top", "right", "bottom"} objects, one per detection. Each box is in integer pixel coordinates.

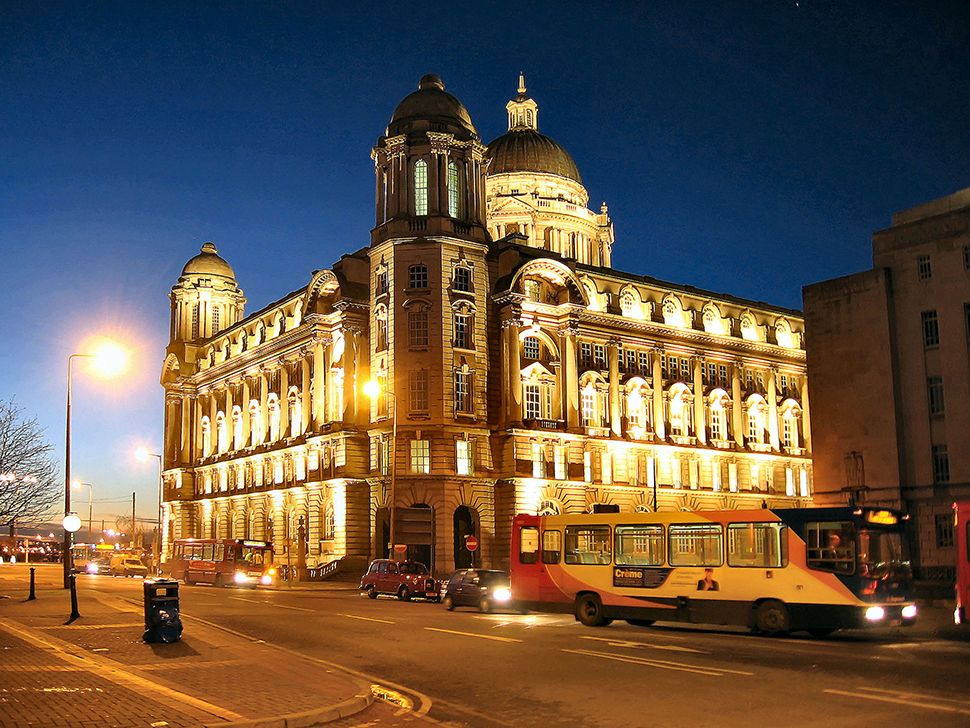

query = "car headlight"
[
  {"left": 865, "top": 606, "right": 886, "bottom": 622},
  {"left": 493, "top": 587, "right": 511, "bottom": 602},
  {"left": 260, "top": 574, "right": 273, "bottom": 585},
  {"left": 234, "top": 571, "right": 252, "bottom": 584},
  {"left": 86, "top": 563, "right": 99, "bottom": 574},
  {"left": 901, "top": 604, "right": 917, "bottom": 620}
]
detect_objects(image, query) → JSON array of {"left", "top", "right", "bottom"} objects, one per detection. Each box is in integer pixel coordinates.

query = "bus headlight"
[
  {"left": 233, "top": 571, "right": 252, "bottom": 585},
  {"left": 901, "top": 604, "right": 917, "bottom": 620},
  {"left": 86, "top": 563, "right": 99, "bottom": 574},
  {"left": 493, "top": 587, "right": 511, "bottom": 602},
  {"left": 865, "top": 606, "right": 886, "bottom": 622},
  {"left": 260, "top": 574, "right": 273, "bottom": 585}
]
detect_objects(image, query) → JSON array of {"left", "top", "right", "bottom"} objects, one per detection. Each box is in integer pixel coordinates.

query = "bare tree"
[{"left": 0, "top": 399, "right": 60, "bottom": 535}]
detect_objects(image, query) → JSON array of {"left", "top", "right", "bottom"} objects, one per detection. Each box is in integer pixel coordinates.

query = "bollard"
[
  {"left": 28, "top": 567, "right": 36, "bottom": 601},
  {"left": 68, "top": 573, "right": 80, "bottom": 620}
]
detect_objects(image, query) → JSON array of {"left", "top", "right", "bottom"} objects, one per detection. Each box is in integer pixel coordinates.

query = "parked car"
[
  {"left": 110, "top": 555, "right": 149, "bottom": 578},
  {"left": 359, "top": 559, "right": 440, "bottom": 601},
  {"left": 441, "top": 569, "right": 517, "bottom": 613}
]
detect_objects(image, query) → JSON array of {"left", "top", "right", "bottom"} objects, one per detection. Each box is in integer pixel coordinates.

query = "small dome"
[
  {"left": 181, "top": 242, "right": 236, "bottom": 279},
  {"left": 388, "top": 74, "right": 477, "bottom": 136},
  {"left": 486, "top": 129, "right": 582, "bottom": 184}
]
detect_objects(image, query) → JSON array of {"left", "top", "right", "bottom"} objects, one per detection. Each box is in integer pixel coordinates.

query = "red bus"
[
  {"left": 168, "top": 539, "right": 276, "bottom": 587},
  {"left": 955, "top": 501, "right": 970, "bottom": 625},
  {"left": 511, "top": 506, "right": 917, "bottom": 636}
]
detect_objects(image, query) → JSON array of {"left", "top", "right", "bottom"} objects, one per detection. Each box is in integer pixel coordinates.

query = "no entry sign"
[
  {"left": 464, "top": 535, "right": 479, "bottom": 552},
  {"left": 393, "top": 543, "right": 407, "bottom": 554}
]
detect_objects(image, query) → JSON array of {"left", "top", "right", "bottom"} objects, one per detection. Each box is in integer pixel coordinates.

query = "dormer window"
[
  {"left": 408, "top": 264, "right": 429, "bottom": 290},
  {"left": 414, "top": 160, "right": 428, "bottom": 216}
]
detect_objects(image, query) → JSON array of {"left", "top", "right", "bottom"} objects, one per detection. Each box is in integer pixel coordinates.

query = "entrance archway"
[
  {"left": 407, "top": 503, "right": 434, "bottom": 569},
  {"left": 453, "top": 505, "right": 478, "bottom": 569}
]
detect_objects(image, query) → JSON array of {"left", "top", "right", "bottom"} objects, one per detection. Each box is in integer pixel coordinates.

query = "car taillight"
[{"left": 862, "top": 579, "right": 878, "bottom": 596}]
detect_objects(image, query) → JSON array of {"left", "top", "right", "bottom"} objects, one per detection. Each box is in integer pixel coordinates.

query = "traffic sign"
[
  {"left": 393, "top": 543, "right": 407, "bottom": 554},
  {"left": 464, "top": 535, "right": 479, "bottom": 552}
]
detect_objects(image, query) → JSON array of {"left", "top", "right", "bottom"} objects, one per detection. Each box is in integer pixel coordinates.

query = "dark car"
[
  {"left": 441, "top": 569, "right": 517, "bottom": 613},
  {"left": 359, "top": 559, "right": 440, "bottom": 601}
]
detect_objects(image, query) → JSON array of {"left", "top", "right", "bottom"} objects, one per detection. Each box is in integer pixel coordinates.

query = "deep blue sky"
[{"left": 2, "top": 1, "right": 968, "bottom": 521}]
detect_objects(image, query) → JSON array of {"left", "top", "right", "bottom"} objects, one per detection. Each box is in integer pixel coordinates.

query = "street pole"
[
  {"left": 63, "top": 354, "right": 78, "bottom": 589},
  {"left": 155, "top": 454, "right": 162, "bottom": 573},
  {"left": 390, "top": 390, "right": 397, "bottom": 557},
  {"left": 131, "top": 492, "right": 136, "bottom": 550}
]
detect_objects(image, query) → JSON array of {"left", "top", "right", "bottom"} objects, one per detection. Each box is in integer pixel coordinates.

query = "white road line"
[
  {"left": 578, "top": 635, "right": 707, "bottom": 654},
  {"left": 856, "top": 686, "right": 970, "bottom": 708},
  {"left": 338, "top": 613, "right": 396, "bottom": 624},
  {"left": 228, "top": 596, "right": 315, "bottom": 612},
  {"left": 563, "top": 648, "right": 746, "bottom": 677},
  {"left": 423, "top": 627, "right": 523, "bottom": 643},
  {"left": 824, "top": 689, "right": 970, "bottom": 716}
]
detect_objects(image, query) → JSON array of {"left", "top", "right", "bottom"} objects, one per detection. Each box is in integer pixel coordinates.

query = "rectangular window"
[
  {"left": 927, "top": 376, "right": 945, "bottom": 416},
  {"left": 614, "top": 525, "right": 665, "bottom": 566},
  {"left": 666, "top": 355, "right": 676, "bottom": 378},
  {"left": 376, "top": 317, "right": 388, "bottom": 351},
  {"left": 410, "top": 439, "right": 431, "bottom": 474},
  {"left": 922, "top": 310, "right": 939, "bottom": 348},
  {"left": 799, "top": 469, "right": 809, "bottom": 497},
  {"left": 377, "top": 270, "right": 388, "bottom": 294},
  {"left": 408, "top": 310, "right": 428, "bottom": 348},
  {"left": 454, "top": 314, "right": 471, "bottom": 349},
  {"left": 601, "top": 451, "right": 612, "bottom": 484},
  {"left": 191, "top": 305, "right": 199, "bottom": 339},
  {"left": 719, "top": 364, "right": 727, "bottom": 384},
  {"left": 917, "top": 254, "right": 932, "bottom": 280},
  {"left": 453, "top": 266, "right": 471, "bottom": 292},
  {"left": 680, "top": 358, "right": 691, "bottom": 381},
  {"left": 447, "top": 162, "right": 461, "bottom": 218},
  {"left": 806, "top": 521, "right": 854, "bottom": 574},
  {"left": 414, "top": 161, "right": 428, "bottom": 215},
  {"left": 580, "top": 389, "right": 595, "bottom": 426},
  {"left": 932, "top": 444, "right": 949, "bottom": 483},
  {"left": 564, "top": 525, "right": 612, "bottom": 565},
  {"left": 519, "top": 526, "right": 539, "bottom": 564},
  {"left": 711, "top": 460, "right": 721, "bottom": 491},
  {"left": 554, "top": 444, "right": 567, "bottom": 480},
  {"left": 580, "top": 342, "right": 593, "bottom": 368},
  {"left": 542, "top": 530, "right": 561, "bottom": 564},
  {"left": 523, "top": 336, "right": 540, "bottom": 360},
  {"left": 638, "top": 351, "right": 649, "bottom": 375},
  {"left": 626, "top": 349, "right": 636, "bottom": 372},
  {"left": 455, "top": 370, "right": 472, "bottom": 414},
  {"left": 668, "top": 524, "right": 723, "bottom": 567},
  {"left": 727, "top": 523, "right": 787, "bottom": 568},
  {"left": 524, "top": 383, "right": 541, "bottom": 420},
  {"left": 408, "top": 265, "right": 428, "bottom": 289},
  {"left": 531, "top": 442, "right": 545, "bottom": 478},
  {"left": 729, "top": 462, "right": 739, "bottom": 492},
  {"left": 706, "top": 363, "right": 716, "bottom": 384},
  {"left": 212, "top": 306, "right": 220, "bottom": 332},
  {"left": 456, "top": 439, "right": 473, "bottom": 475},
  {"left": 593, "top": 344, "right": 606, "bottom": 368},
  {"left": 935, "top": 513, "right": 954, "bottom": 548},
  {"left": 408, "top": 370, "right": 428, "bottom": 412},
  {"left": 583, "top": 451, "right": 592, "bottom": 482}
]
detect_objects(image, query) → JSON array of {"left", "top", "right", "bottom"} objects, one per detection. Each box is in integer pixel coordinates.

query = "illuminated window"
[
  {"left": 620, "top": 292, "right": 638, "bottom": 318},
  {"left": 216, "top": 412, "right": 228, "bottom": 452},
  {"left": 799, "top": 469, "right": 809, "bottom": 497},
  {"left": 414, "top": 159, "right": 428, "bottom": 216},
  {"left": 524, "top": 279, "right": 541, "bottom": 302},
  {"left": 554, "top": 444, "right": 567, "bottom": 479},
  {"left": 268, "top": 398, "right": 280, "bottom": 441},
  {"left": 601, "top": 452, "right": 612, "bottom": 484},
  {"left": 408, "top": 264, "right": 428, "bottom": 290},
  {"left": 410, "top": 440, "right": 431, "bottom": 474},
  {"left": 524, "top": 383, "right": 541, "bottom": 420},
  {"left": 531, "top": 442, "right": 545, "bottom": 478},
  {"left": 593, "top": 345, "right": 606, "bottom": 368},
  {"left": 408, "top": 310, "right": 428, "bottom": 348},
  {"left": 710, "top": 402, "right": 725, "bottom": 441},
  {"left": 581, "top": 387, "right": 595, "bottom": 426},
  {"left": 191, "top": 304, "right": 200, "bottom": 339},
  {"left": 523, "top": 336, "right": 540, "bottom": 360},
  {"left": 212, "top": 306, "right": 220, "bottom": 333},
  {"left": 583, "top": 451, "right": 592, "bottom": 482},
  {"left": 456, "top": 439, "right": 473, "bottom": 475},
  {"left": 447, "top": 161, "right": 462, "bottom": 218},
  {"left": 669, "top": 395, "right": 685, "bottom": 436},
  {"left": 201, "top": 416, "right": 211, "bottom": 455}
]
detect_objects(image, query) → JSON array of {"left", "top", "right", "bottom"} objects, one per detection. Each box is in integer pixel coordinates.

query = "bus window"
[
  {"left": 241, "top": 547, "right": 265, "bottom": 566},
  {"left": 727, "top": 523, "right": 787, "bottom": 568},
  {"left": 615, "top": 525, "right": 665, "bottom": 566},
  {"left": 564, "top": 526, "right": 611, "bottom": 565},
  {"left": 542, "top": 530, "right": 561, "bottom": 564},
  {"left": 806, "top": 521, "right": 855, "bottom": 575},
  {"left": 214, "top": 544, "right": 225, "bottom": 562},
  {"left": 669, "top": 524, "right": 723, "bottom": 567},
  {"left": 519, "top": 527, "right": 539, "bottom": 564},
  {"left": 202, "top": 543, "right": 214, "bottom": 561}
]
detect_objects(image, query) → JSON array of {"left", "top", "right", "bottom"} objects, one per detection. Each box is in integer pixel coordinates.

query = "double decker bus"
[
  {"left": 167, "top": 539, "right": 276, "bottom": 587},
  {"left": 955, "top": 501, "right": 970, "bottom": 625},
  {"left": 511, "top": 506, "right": 916, "bottom": 636}
]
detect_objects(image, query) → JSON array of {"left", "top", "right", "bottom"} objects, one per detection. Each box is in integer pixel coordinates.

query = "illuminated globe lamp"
[{"left": 62, "top": 513, "right": 82, "bottom": 534}]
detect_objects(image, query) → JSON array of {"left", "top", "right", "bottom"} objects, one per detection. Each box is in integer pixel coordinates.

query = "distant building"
[
  {"left": 161, "top": 74, "right": 813, "bottom": 574},
  {"left": 804, "top": 187, "right": 970, "bottom": 580}
]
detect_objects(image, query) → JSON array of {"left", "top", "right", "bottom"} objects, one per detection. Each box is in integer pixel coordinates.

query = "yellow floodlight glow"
[
  {"left": 362, "top": 379, "right": 381, "bottom": 399},
  {"left": 89, "top": 339, "right": 128, "bottom": 378},
  {"left": 134, "top": 446, "right": 151, "bottom": 463}
]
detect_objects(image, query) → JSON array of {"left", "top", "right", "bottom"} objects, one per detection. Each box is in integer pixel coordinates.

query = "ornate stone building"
[{"left": 161, "top": 74, "right": 813, "bottom": 574}]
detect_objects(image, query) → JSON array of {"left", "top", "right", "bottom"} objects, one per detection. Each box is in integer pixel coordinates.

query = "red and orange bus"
[
  {"left": 511, "top": 506, "right": 916, "bottom": 636},
  {"left": 167, "top": 539, "right": 276, "bottom": 587},
  {"left": 955, "top": 501, "right": 970, "bottom": 625}
]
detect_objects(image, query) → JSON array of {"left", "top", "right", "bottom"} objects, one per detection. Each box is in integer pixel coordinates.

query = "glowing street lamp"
[
  {"left": 135, "top": 447, "right": 163, "bottom": 573},
  {"left": 363, "top": 377, "right": 398, "bottom": 557},
  {"left": 63, "top": 338, "right": 129, "bottom": 587}
]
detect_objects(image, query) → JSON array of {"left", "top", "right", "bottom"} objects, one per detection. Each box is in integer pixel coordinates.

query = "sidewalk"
[{"left": 0, "top": 567, "right": 420, "bottom": 728}]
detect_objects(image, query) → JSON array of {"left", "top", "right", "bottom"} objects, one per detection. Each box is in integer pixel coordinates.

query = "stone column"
[
  {"left": 693, "top": 356, "right": 706, "bottom": 444},
  {"left": 180, "top": 395, "right": 192, "bottom": 464},
  {"left": 342, "top": 326, "right": 359, "bottom": 424},
  {"left": 312, "top": 337, "right": 327, "bottom": 428},
  {"left": 241, "top": 378, "right": 251, "bottom": 446},
  {"left": 278, "top": 363, "right": 289, "bottom": 441},
  {"left": 652, "top": 348, "right": 665, "bottom": 439},
  {"left": 560, "top": 322, "right": 580, "bottom": 431},
  {"left": 502, "top": 317, "right": 523, "bottom": 426},
  {"left": 208, "top": 393, "right": 218, "bottom": 453},
  {"left": 301, "top": 355, "right": 311, "bottom": 435},
  {"left": 732, "top": 361, "right": 744, "bottom": 448},
  {"left": 225, "top": 387, "right": 234, "bottom": 451},
  {"left": 258, "top": 370, "right": 268, "bottom": 445},
  {"left": 193, "top": 394, "right": 203, "bottom": 460},
  {"left": 608, "top": 339, "right": 621, "bottom": 436},
  {"left": 800, "top": 375, "right": 812, "bottom": 453},
  {"left": 767, "top": 366, "right": 780, "bottom": 450}
]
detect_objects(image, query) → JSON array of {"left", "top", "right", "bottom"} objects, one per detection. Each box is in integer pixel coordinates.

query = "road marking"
[
  {"left": 228, "top": 596, "right": 315, "bottom": 612},
  {"left": 857, "top": 686, "right": 970, "bottom": 707},
  {"left": 824, "top": 688, "right": 970, "bottom": 716},
  {"left": 578, "top": 635, "right": 707, "bottom": 654},
  {"left": 41, "top": 623, "right": 142, "bottom": 630},
  {"left": 424, "top": 627, "right": 523, "bottom": 643},
  {"left": 338, "top": 613, "right": 396, "bottom": 624},
  {"left": 563, "top": 648, "right": 753, "bottom": 677}
]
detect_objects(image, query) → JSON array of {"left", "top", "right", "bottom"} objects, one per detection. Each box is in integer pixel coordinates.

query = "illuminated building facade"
[{"left": 161, "top": 75, "right": 813, "bottom": 574}]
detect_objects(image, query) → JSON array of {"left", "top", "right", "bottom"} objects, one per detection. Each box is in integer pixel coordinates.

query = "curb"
[{"left": 210, "top": 691, "right": 375, "bottom": 728}]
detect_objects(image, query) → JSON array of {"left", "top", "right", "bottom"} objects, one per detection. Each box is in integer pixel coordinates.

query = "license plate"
[{"left": 890, "top": 619, "right": 902, "bottom": 626}]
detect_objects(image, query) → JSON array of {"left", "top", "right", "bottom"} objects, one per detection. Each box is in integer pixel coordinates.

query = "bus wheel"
[
  {"left": 807, "top": 628, "right": 835, "bottom": 638},
  {"left": 754, "top": 600, "right": 790, "bottom": 635},
  {"left": 575, "top": 593, "right": 612, "bottom": 627},
  {"left": 627, "top": 619, "right": 656, "bottom": 627}
]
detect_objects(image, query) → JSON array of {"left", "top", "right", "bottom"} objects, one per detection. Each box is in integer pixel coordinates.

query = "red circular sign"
[
  {"left": 465, "top": 535, "right": 479, "bottom": 552},
  {"left": 393, "top": 544, "right": 407, "bottom": 554}
]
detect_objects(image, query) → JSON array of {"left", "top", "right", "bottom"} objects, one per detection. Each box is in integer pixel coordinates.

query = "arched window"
[
  {"left": 523, "top": 336, "right": 541, "bottom": 360},
  {"left": 414, "top": 159, "right": 428, "bottom": 216},
  {"left": 248, "top": 401, "right": 260, "bottom": 445},
  {"left": 746, "top": 397, "right": 767, "bottom": 444},
  {"left": 322, "top": 501, "right": 335, "bottom": 541},
  {"left": 268, "top": 396, "right": 280, "bottom": 442},
  {"left": 288, "top": 389, "right": 300, "bottom": 437},
  {"left": 668, "top": 385, "right": 691, "bottom": 437},
  {"left": 216, "top": 412, "right": 228, "bottom": 453},
  {"left": 526, "top": 109, "right": 533, "bottom": 127},
  {"left": 625, "top": 383, "right": 650, "bottom": 431},
  {"left": 447, "top": 161, "right": 462, "bottom": 218},
  {"left": 537, "top": 499, "right": 562, "bottom": 516},
  {"left": 620, "top": 291, "right": 639, "bottom": 318},
  {"left": 201, "top": 416, "right": 211, "bottom": 456},
  {"left": 408, "top": 264, "right": 428, "bottom": 290}
]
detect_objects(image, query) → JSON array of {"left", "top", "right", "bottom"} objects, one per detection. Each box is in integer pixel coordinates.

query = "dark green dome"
[
  {"left": 485, "top": 128, "right": 582, "bottom": 184},
  {"left": 388, "top": 74, "right": 477, "bottom": 137}
]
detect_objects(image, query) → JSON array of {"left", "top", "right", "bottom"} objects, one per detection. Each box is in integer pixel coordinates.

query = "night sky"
[{"left": 2, "top": 1, "right": 968, "bottom": 521}]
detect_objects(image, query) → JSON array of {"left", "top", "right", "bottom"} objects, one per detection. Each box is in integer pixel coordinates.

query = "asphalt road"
[{"left": 36, "top": 573, "right": 970, "bottom": 727}]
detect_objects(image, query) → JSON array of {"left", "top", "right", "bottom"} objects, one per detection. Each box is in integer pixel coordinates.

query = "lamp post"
[
  {"left": 135, "top": 448, "right": 163, "bottom": 574},
  {"left": 363, "top": 378, "right": 397, "bottom": 557},
  {"left": 71, "top": 481, "right": 94, "bottom": 543},
  {"left": 64, "top": 341, "right": 127, "bottom": 588}
]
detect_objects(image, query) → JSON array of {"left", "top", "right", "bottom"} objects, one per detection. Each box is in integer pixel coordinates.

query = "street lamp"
[
  {"left": 363, "top": 378, "right": 397, "bottom": 558},
  {"left": 135, "top": 447, "right": 163, "bottom": 574},
  {"left": 64, "top": 339, "right": 128, "bottom": 587},
  {"left": 71, "top": 481, "right": 94, "bottom": 544}
]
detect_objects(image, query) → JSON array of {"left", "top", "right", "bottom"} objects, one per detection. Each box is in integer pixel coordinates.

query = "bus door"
[
  {"left": 956, "top": 502, "right": 970, "bottom": 625},
  {"left": 512, "top": 516, "right": 564, "bottom": 605}
]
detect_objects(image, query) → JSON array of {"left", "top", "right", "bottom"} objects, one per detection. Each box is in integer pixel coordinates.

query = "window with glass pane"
[
  {"left": 212, "top": 306, "right": 220, "bottom": 332},
  {"left": 922, "top": 310, "right": 939, "bottom": 348},
  {"left": 519, "top": 526, "right": 539, "bottom": 564},
  {"left": 933, "top": 444, "right": 949, "bottom": 483},
  {"left": 935, "top": 514, "right": 954, "bottom": 548},
  {"left": 917, "top": 254, "right": 932, "bottom": 280},
  {"left": 727, "top": 523, "right": 787, "bottom": 567},
  {"left": 453, "top": 266, "right": 471, "bottom": 292},
  {"left": 410, "top": 439, "right": 431, "bottom": 474},
  {"left": 409, "top": 370, "right": 428, "bottom": 412},
  {"left": 523, "top": 336, "right": 540, "bottom": 360},
  {"left": 531, "top": 442, "right": 545, "bottom": 478},
  {"left": 408, "top": 310, "right": 428, "bottom": 348},
  {"left": 581, "top": 388, "right": 595, "bottom": 426},
  {"left": 409, "top": 264, "right": 428, "bottom": 289},
  {"left": 710, "top": 405, "right": 724, "bottom": 440},
  {"left": 456, "top": 439, "right": 472, "bottom": 475},
  {"left": 615, "top": 525, "right": 665, "bottom": 566},
  {"left": 377, "top": 270, "right": 388, "bottom": 294},
  {"left": 782, "top": 415, "right": 795, "bottom": 447},
  {"left": 564, "top": 525, "right": 612, "bottom": 564},
  {"left": 376, "top": 316, "right": 388, "bottom": 351},
  {"left": 594, "top": 344, "right": 606, "bottom": 368},
  {"left": 414, "top": 160, "right": 428, "bottom": 215},
  {"left": 927, "top": 376, "right": 945, "bottom": 416},
  {"left": 542, "top": 530, "right": 561, "bottom": 563},
  {"left": 447, "top": 161, "right": 461, "bottom": 218},
  {"left": 668, "top": 524, "right": 723, "bottom": 566},
  {"left": 524, "top": 383, "right": 541, "bottom": 420},
  {"left": 191, "top": 304, "right": 200, "bottom": 339},
  {"left": 454, "top": 313, "right": 470, "bottom": 349},
  {"left": 455, "top": 370, "right": 471, "bottom": 414},
  {"left": 806, "top": 520, "right": 854, "bottom": 574},
  {"left": 524, "top": 279, "right": 541, "bottom": 302},
  {"left": 554, "top": 444, "right": 567, "bottom": 479}
]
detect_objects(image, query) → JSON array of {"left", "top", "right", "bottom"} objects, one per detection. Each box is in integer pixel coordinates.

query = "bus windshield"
[
  {"left": 240, "top": 546, "right": 267, "bottom": 566},
  {"left": 858, "top": 530, "right": 911, "bottom": 580}
]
